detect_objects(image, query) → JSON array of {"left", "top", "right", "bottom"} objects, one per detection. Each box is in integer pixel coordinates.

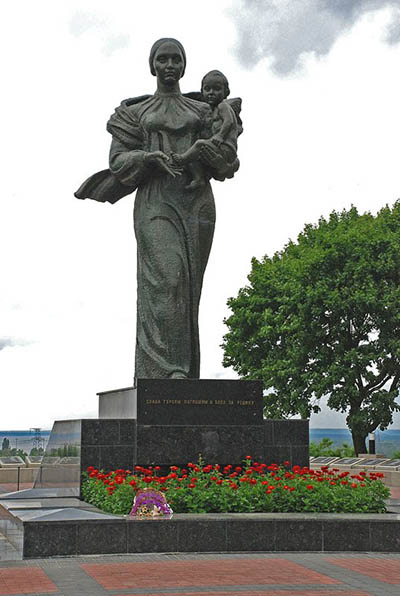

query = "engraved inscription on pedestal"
[{"left": 139, "top": 379, "right": 263, "bottom": 425}]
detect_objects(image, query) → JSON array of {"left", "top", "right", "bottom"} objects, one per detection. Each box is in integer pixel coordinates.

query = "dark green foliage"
[
  {"left": 309, "top": 438, "right": 355, "bottom": 458},
  {"left": 2, "top": 438, "right": 10, "bottom": 451},
  {"left": 82, "top": 460, "right": 390, "bottom": 515},
  {"left": 222, "top": 204, "right": 400, "bottom": 454},
  {"left": 0, "top": 446, "right": 27, "bottom": 460},
  {"left": 29, "top": 447, "right": 44, "bottom": 456},
  {"left": 50, "top": 445, "right": 78, "bottom": 457}
]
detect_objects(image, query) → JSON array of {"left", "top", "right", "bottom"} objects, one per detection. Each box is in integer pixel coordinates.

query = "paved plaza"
[
  {"left": 0, "top": 552, "right": 400, "bottom": 596},
  {"left": 1, "top": 487, "right": 399, "bottom": 595}
]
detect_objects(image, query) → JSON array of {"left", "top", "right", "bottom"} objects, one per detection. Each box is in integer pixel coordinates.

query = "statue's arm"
[
  {"left": 213, "top": 101, "right": 236, "bottom": 144},
  {"left": 110, "top": 138, "right": 180, "bottom": 186},
  {"left": 109, "top": 138, "right": 149, "bottom": 188}
]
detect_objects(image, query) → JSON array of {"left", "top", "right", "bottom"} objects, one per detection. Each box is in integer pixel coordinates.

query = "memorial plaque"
[
  {"left": 335, "top": 458, "right": 363, "bottom": 466},
  {"left": 136, "top": 379, "right": 263, "bottom": 425},
  {"left": 58, "top": 457, "right": 80, "bottom": 465},
  {"left": 27, "top": 456, "right": 43, "bottom": 464},
  {"left": 377, "top": 459, "right": 400, "bottom": 468},
  {"left": 41, "top": 456, "right": 60, "bottom": 465},
  {"left": 354, "top": 458, "right": 390, "bottom": 467},
  {"left": 310, "top": 456, "right": 339, "bottom": 465},
  {"left": 0, "top": 456, "right": 25, "bottom": 466}
]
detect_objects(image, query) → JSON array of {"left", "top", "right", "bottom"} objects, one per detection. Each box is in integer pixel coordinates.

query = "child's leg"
[
  {"left": 172, "top": 139, "right": 208, "bottom": 164},
  {"left": 185, "top": 161, "right": 207, "bottom": 191}
]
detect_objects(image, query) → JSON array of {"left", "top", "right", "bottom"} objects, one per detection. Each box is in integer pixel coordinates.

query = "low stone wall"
[
  {"left": 21, "top": 512, "right": 400, "bottom": 557},
  {"left": 0, "top": 468, "right": 38, "bottom": 484}
]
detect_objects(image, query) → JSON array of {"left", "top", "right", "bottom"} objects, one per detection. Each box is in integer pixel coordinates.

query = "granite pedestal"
[{"left": 35, "top": 379, "right": 309, "bottom": 494}]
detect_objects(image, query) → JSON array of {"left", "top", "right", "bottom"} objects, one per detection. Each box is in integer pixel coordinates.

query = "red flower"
[
  {"left": 306, "top": 484, "right": 314, "bottom": 490},
  {"left": 188, "top": 483, "right": 196, "bottom": 488},
  {"left": 249, "top": 478, "right": 257, "bottom": 485},
  {"left": 351, "top": 483, "right": 357, "bottom": 488},
  {"left": 143, "top": 476, "right": 153, "bottom": 483},
  {"left": 283, "top": 460, "right": 290, "bottom": 466},
  {"left": 230, "top": 483, "right": 238, "bottom": 490},
  {"left": 216, "top": 479, "right": 223, "bottom": 485},
  {"left": 245, "top": 455, "right": 252, "bottom": 460}
]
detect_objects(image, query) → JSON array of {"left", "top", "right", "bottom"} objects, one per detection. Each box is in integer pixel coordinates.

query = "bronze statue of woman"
[{"left": 75, "top": 38, "right": 240, "bottom": 380}]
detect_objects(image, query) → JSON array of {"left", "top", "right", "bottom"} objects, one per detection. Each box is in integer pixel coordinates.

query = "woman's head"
[{"left": 149, "top": 38, "right": 186, "bottom": 84}]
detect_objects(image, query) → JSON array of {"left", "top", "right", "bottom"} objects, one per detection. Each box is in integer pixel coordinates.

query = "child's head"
[{"left": 201, "top": 70, "right": 230, "bottom": 107}]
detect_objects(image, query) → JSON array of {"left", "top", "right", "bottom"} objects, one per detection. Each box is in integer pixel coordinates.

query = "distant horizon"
[{"left": 1, "top": 425, "right": 400, "bottom": 432}]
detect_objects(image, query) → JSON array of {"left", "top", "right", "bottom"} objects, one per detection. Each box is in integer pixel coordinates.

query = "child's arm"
[{"left": 212, "top": 101, "right": 236, "bottom": 147}]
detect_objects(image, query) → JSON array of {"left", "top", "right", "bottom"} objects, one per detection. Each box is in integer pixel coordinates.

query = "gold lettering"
[{"left": 162, "top": 399, "right": 182, "bottom": 404}]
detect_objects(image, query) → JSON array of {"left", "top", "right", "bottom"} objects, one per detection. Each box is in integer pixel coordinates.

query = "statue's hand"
[
  {"left": 211, "top": 136, "right": 223, "bottom": 149},
  {"left": 199, "top": 144, "right": 225, "bottom": 170},
  {"left": 144, "top": 151, "right": 182, "bottom": 177}
]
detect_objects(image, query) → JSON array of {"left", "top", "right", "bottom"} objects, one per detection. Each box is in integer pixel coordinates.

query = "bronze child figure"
[{"left": 172, "top": 70, "right": 242, "bottom": 190}]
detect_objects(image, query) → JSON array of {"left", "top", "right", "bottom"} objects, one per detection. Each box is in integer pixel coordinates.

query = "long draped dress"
[{"left": 105, "top": 92, "right": 215, "bottom": 379}]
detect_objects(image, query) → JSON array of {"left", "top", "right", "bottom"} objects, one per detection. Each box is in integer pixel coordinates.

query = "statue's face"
[
  {"left": 202, "top": 74, "right": 226, "bottom": 107},
  {"left": 153, "top": 41, "right": 185, "bottom": 86}
]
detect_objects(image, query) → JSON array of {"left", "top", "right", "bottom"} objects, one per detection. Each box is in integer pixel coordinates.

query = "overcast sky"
[{"left": 2, "top": 0, "right": 400, "bottom": 430}]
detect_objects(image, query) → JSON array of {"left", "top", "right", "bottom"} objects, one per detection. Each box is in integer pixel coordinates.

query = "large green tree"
[{"left": 222, "top": 204, "right": 400, "bottom": 454}]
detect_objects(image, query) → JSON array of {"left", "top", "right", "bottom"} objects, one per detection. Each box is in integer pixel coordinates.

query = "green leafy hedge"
[{"left": 81, "top": 458, "right": 390, "bottom": 515}]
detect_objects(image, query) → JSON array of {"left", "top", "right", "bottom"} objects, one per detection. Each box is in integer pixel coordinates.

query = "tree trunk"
[{"left": 351, "top": 432, "right": 367, "bottom": 456}]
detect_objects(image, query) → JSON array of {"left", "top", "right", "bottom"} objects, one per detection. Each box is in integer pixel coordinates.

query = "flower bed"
[{"left": 81, "top": 458, "right": 390, "bottom": 515}]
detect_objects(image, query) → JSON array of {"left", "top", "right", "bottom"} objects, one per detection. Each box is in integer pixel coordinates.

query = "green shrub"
[
  {"left": 309, "top": 438, "right": 355, "bottom": 458},
  {"left": 81, "top": 457, "right": 389, "bottom": 515}
]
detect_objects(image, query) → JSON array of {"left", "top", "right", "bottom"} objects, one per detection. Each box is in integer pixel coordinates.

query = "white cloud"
[
  {"left": 102, "top": 33, "right": 130, "bottom": 57},
  {"left": 69, "top": 12, "right": 105, "bottom": 37},
  {"left": 0, "top": 337, "right": 32, "bottom": 351},
  {"left": 229, "top": 0, "right": 400, "bottom": 74}
]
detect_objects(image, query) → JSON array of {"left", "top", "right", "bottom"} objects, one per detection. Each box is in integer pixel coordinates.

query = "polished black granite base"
[
  {"left": 34, "top": 417, "right": 309, "bottom": 497},
  {"left": 1, "top": 489, "right": 399, "bottom": 558},
  {"left": 36, "top": 379, "right": 309, "bottom": 495},
  {"left": 99, "top": 379, "right": 264, "bottom": 425}
]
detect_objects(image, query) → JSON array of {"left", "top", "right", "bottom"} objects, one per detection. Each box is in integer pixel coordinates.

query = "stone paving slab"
[{"left": 0, "top": 553, "right": 399, "bottom": 595}]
